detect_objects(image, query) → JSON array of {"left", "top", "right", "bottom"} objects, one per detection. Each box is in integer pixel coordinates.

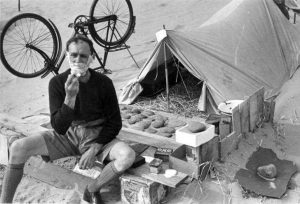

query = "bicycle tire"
[
  {"left": 48, "top": 19, "right": 62, "bottom": 65},
  {"left": 89, "top": 0, "right": 135, "bottom": 48},
  {"left": 0, "top": 13, "right": 58, "bottom": 78}
]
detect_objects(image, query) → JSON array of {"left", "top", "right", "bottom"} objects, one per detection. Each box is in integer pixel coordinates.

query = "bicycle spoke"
[
  {"left": 14, "top": 49, "right": 27, "bottom": 72},
  {"left": 3, "top": 46, "right": 26, "bottom": 56},
  {"left": 23, "top": 50, "right": 30, "bottom": 73},
  {"left": 32, "top": 50, "right": 44, "bottom": 71},
  {"left": 117, "top": 18, "right": 129, "bottom": 26},
  {"left": 30, "top": 49, "right": 41, "bottom": 73},
  {"left": 103, "top": 0, "right": 110, "bottom": 15},
  {"left": 15, "top": 20, "right": 27, "bottom": 43},
  {"left": 27, "top": 17, "right": 33, "bottom": 43},
  {"left": 13, "top": 23, "right": 27, "bottom": 43},
  {"left": 95, "top": 23, "right": 110, "bottom": 32}
]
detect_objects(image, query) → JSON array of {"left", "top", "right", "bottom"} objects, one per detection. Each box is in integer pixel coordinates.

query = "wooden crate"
[
  {"left": 169, "top": 141, "right": 218, "bottom": 180},
  {"left": 120, "top": 174, "right": 168, "bottom": 204}
]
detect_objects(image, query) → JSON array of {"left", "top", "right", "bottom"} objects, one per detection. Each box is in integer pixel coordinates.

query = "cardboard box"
[
  {"left": 154, "top": 147, "right": 173, "bottom": 162},
  {"left": 149, "top": 158, "right": 163, "bottom": 174},
  {"left": 175, "top": 123, "right": 215, "bottom": 147},
  {"left": 120, "top": 174, "right": 168, "bottom": 204}
]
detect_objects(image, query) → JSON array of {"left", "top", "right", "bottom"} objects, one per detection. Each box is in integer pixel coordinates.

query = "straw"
[{"left": 134, "top": 71, "right": 208, "bottom": 118}]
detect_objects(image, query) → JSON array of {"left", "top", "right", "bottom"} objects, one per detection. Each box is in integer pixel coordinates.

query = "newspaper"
[{"left": 73, "top": 163, "right": 102, "bottom": 179}]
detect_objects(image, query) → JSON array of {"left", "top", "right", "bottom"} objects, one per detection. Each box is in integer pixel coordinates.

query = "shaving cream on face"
[{"left": 67, "top": 53, "right": 93, "bottom": 76}]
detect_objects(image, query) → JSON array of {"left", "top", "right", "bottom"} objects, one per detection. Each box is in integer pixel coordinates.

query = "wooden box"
[
  {"left": 169, "top": 141, "right": 218, "bottom": 180},
  {"left": 120, "top": 174, "right": 168, "bottom": 204},
  {"left": 169, "top": 145, "right": 202, "bottom": 179}
]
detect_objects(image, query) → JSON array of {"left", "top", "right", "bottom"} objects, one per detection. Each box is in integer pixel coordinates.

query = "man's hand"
[
  {"left": 64, "top": 74, "right": 79, "bottom": 109},
  {"left": 79, "top": 143, "right": 103, "bottom": 169},
  {"left": 65, "top": 74, "right": 79, "bottom": 98}
]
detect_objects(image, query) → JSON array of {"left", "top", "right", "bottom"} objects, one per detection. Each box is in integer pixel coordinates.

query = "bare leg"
[
  {"left": 87, "top": 141, "right": 135, "bottom": 192},
  {"left": 0, "top": 132, "right": 49, "bottom": 203}
]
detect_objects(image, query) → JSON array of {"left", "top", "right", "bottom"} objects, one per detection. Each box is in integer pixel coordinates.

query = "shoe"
[
  {"left": 83, "top": 187, "right": 104, "bottom": 204},
  {"left": 257, "top": 164, "right": 277, "bottom": 181}
]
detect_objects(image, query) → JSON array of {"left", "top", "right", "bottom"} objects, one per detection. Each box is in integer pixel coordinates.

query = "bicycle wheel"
[
  {"left": 0, "top": 13, "right": 58, "bottom": 78},
  {"left": 89, "top": 0, "right": 135, "bottom": 48}
]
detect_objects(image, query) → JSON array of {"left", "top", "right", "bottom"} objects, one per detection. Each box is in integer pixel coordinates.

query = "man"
[{"left": 0, "top": 34, "right": 136, "bottom": 204}]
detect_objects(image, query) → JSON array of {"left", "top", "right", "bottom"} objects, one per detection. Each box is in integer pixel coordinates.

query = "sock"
[
  {"left": 0, "top": 163, "right": 25, "bottom": 203},
  {"left": 87, "top": 161, "right": 122, "bottom": 193}
]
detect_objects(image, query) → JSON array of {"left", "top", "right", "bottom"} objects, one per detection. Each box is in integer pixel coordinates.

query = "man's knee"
[
  {"left": 9, "top": 139, "right": 30, "bottom": 161},
  {"left": 114, "top": 144, "right": 136, "bottom": 169}
]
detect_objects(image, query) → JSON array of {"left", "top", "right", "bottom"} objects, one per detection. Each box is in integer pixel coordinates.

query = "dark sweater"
[{"left": 48, "top": 69, "right": 122, "bottom": 145}]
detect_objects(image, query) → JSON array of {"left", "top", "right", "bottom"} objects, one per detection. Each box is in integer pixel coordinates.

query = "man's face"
[{"left": 68, "top": 40, "right": 91, "bottom": 64}]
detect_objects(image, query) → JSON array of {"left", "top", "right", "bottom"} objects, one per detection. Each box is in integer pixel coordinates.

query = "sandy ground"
[{"left": 0, "top": 0, "right": 300, "bottom": 203}]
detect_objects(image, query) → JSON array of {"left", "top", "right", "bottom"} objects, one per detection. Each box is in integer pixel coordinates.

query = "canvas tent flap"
[
  {"left": 118, "top": 78, "right": 143, "bottom": 104},
  {"left": 119, "top": 0, "right": 300, "bottom": 111}
]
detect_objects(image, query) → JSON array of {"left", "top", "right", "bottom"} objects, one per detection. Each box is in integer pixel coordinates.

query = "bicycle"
[{"left": 0, "top": 0, "right": 136, "bottom": 78}]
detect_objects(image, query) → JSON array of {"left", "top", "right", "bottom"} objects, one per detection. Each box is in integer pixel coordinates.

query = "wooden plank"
[
  {"left": 185, "top": 145, "right": 201, "bottom": 164},
  {"left": 200, "top": 136, "right": 219, "bottom": 162},
  {"left": 220, "top": 131, "right": 242, "bottom": 160},
  {"left": 256, "top": 88, "right": 264, "bottom": 127},
  {"left": 0, "top": 133, "right": 9, "bottom": 165},
  {"left": 249, "top": 87, "right": 264, "bottom": 132},
  {"left": 118, "top": 127, "right": 181, "bottom": 150},
  {"left": 219, "top": 116, "right": 231, "bottom": 140},
  {"left": 257, "top": 88, "right": 264, "bottom": 117},
  {"left": 127, "top": 162, "right": 188, "bottom": 188},
  {"left": 269, "top": 97, "right": 276, "bottom": 123},
  {"left": 24, "top": 156, "right": 93, "bottom": 193},
  {"left": 0, "top": 113, "right": 180, "bottom": 151},
  {"left": 232, "top": 105, "right": 241, "bottom": 135},
  {"left": 249, "top": 91, "right": 258, "bottom": 132},
  {"left": 240, "top": 97, "right": 250, "bottom": 134}
]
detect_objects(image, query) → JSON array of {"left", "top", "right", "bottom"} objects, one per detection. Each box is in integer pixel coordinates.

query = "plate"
[{"left": 218, "top": 100, "right": 244, "bottom": 114}]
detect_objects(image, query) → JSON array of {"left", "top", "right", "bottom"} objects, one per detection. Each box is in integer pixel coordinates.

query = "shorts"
[{"left": 41, "top": 119, "right": 119, "bottom": 163}]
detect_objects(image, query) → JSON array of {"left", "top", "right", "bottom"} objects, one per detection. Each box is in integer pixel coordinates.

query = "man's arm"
[
  {"left": 95, "top": 78, "right": 122, "bottom": 144},
  {"left": 49, "top": 74, "right": 79, "bottom": 134}
]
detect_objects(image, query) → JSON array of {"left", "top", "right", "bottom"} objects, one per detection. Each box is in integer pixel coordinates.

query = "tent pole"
[
  {"left": 172, "top": 57, "right": 191, "bottom": 100},
  {"left": 163, "top": 42, "right": 170, "bottom": 112}
]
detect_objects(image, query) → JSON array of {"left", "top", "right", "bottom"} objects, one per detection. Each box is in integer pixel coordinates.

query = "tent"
[{"left": 119, "top": 0, "right": 300, "bottom": 112}]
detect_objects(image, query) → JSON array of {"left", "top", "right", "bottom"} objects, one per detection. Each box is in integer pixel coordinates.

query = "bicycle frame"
[{"left": 38, "top": 15, "right": 119, "bottom": 78}]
